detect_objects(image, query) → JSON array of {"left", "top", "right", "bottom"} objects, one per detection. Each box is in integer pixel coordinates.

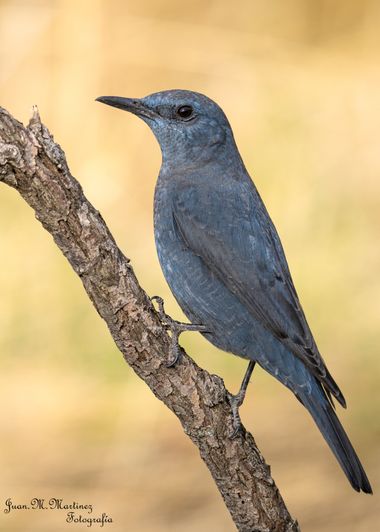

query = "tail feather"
[{"left": 301, "top": 384, "right": 372, "bottom": 494}]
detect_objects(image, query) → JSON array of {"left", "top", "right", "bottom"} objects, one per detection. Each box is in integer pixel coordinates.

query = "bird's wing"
[{"left": 172, "top": 179, "right": 345, "bottom": 406}]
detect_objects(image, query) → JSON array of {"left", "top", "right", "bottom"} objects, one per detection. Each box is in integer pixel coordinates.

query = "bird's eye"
[{"left": 176, "top": 105, "right": 193, "bottom": 119}]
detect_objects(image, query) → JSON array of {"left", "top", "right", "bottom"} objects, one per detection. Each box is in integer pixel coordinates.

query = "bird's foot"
[
  {"left": 228, "top": 390, "right": 246, "bottom": 438},
  {"left": 151, "top": 295, "right": 208, "bottom": 367},
  {"left": 227, "top": 360, "right": 256, "bottom": 438}
]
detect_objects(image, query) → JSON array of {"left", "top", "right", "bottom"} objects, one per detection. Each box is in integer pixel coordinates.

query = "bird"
[{"left": 96, "top": 90, "right": 372, "bottom": 493}]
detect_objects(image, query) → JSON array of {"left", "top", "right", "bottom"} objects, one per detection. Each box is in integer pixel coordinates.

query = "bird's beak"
[{"left": 96, "top": 96, "right": 156, "bottom": 120}]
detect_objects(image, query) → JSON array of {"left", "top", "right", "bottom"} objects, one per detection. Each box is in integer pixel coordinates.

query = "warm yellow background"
[{"left": 0, "top": 1, "right": 379, "bottom": 530}]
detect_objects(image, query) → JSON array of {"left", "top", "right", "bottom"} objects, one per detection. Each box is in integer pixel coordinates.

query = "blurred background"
[{"left": 0, "top": 1, "right": 379, "bottom": 530}]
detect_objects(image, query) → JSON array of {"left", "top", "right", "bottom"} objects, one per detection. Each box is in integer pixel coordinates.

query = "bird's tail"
[{"left": 300, "top": 383, "right": 372, "bottom": 494}]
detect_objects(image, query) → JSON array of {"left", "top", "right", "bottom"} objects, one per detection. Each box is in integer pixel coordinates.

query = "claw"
[
  {"left": 151, "top": 296, "right": 166, "bottom": 320},
  {"left": 228, "top": 391, "right": 245, "bottom": 438}
]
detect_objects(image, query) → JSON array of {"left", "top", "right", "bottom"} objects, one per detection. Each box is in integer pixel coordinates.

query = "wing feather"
[{"left": 173, "top": 179, "right": 345, "bottom": 407}]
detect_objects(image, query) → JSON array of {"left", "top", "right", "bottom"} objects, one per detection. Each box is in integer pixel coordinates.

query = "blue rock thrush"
[{"left": 96, "top": 90, "right": 372, "bottom": 493}]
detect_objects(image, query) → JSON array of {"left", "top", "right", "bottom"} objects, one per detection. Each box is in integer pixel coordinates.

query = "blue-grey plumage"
[{"left": 96, "top": 90, "right": 372, "bottom": 493}]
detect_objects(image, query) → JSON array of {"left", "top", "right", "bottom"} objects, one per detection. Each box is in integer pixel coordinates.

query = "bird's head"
[{"left": 96, "top": 89, "right": 238, "bottom": 170}]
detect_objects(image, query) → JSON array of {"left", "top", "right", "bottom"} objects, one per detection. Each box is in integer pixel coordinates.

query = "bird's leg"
[
  {"left": 228, "top": 360, "right": 256, "bottom": 438},
  {"left": 151, "top": 296, "right": 208, "bottom": 367}
]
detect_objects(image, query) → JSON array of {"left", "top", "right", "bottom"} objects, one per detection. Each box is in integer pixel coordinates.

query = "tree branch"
[{"left": 0, "top": 106, "right": 300, "bottom": 532}]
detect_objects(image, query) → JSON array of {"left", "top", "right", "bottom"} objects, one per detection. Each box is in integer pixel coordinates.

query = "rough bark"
[{"left": 0, "top": 105, "right": 300, "bottom": 532}]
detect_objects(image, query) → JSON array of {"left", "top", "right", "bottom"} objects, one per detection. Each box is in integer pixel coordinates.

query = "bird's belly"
[{"left": 155, "top": 224, "right": 266, "bottom": 357}]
